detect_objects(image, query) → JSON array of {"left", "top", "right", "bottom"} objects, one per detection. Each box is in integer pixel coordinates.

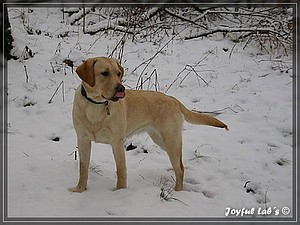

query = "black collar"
[{"left": 81, "top": 85, "right": 108, "bottom": 105}]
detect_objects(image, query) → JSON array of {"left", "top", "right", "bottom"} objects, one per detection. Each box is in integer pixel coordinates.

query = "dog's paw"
[
  {"left": 68, "top": 186, "right": 86, "bottom": 193},
  {"left": 115, "top": 184, "right": 127, "bottom": 190}
]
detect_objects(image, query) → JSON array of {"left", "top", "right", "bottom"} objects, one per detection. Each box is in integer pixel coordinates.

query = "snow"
[{"left": 6, "top": 7, "right": 293, "bottom": 221}]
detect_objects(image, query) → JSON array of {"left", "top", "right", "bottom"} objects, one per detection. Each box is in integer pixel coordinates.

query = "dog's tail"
[{"left": 175, "top": 98, "right": 229, "bottom": 130}]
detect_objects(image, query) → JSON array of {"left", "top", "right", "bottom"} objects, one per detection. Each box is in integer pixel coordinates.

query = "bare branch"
[{"left": 185, "top": 27, "right": 285, "bottom": 40}]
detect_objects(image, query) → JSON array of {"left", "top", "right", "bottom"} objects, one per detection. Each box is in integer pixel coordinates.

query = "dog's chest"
[
  {"left": 85, "top": 106, "right": 106, "bottom": 124},
  {"left": 84, "top": 107, "right": 111, "bottom": 143}
]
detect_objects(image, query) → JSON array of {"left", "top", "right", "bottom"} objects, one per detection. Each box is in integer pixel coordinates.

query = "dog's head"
[{"left": 76, "top": 57, "right": 125, "bottom": 102}]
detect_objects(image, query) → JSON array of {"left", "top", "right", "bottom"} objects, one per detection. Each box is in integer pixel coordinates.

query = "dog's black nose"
[{"left": 115, "top": 84, "right": 125, "bottom": 93}]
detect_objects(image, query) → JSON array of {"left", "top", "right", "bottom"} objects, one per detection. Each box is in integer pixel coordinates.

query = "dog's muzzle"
[{"left": 111, "top": 84, "right": 126, "bottom": 101}]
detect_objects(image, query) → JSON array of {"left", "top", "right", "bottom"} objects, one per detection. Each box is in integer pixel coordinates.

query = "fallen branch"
[
  {"left": 163, "top": 8, "right": 207, "bottom": 30},
  {"left": 205, "top": 9, "right": 276, "bottom": 18},
  {"left": 85, "top": 17, "right": 135, "bottom": 35},
  {"left": 67, "top": 7, "right": 93, "bottom": 26},
  {"left": 86, "top": 23, "right": 135, "bottom": 35},
  {"left": 185, "top": 27, "right": 284, "bottom": 41}
]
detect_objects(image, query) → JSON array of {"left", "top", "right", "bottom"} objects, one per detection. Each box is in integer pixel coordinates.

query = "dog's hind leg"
[
  {"left": 148, "top": 130, "right": 166, "bottom": 150},
  {"left": 163, "top": 133, "right": 184, "bottom": 191},
  {"left": 148, "top": 129, "right": 184, "bottom": 191}
]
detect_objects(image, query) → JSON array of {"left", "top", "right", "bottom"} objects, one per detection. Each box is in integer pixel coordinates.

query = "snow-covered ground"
[{"left": 6, "top": 8, "right": 293, "bottom": 220}]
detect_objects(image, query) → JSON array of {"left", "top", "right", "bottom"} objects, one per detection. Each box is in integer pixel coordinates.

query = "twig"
[
  {"left": 68, "top": 150, "right": 77, "bottom": 160},
  {"left": 20, "top": 46, "right": 34, "bottom": 61},
  {"left": 160, "top": 186, "right": 188, "bottom": 206},
  {"left": 134, "top": 27, "right": 187, "bottom": 89},
  {"left": 87, "top": 35, "right": 102, "bottom": 52},
  {"left": 259, "top": 73, "right": 270, "bottom": 78},
  {"left": 229, "top": 43, "right": 237, "bottom": 59},
  {"left": 54, "top": 42, "right": 61, "bottom": 55},
  {"left": 165, "top": 47, "right": 216, "bottom": 93},
  {"left": 244, "top": 180, "right": 251, "bottom": 188},
  {"left": 48, "top": 81, "right": 65, "bottom": 104},
  {"left": 234, "top": 104, "right": 244, "bottom": 112},
  {"left": 192, "top": 106, "right": 238, "bottom": 115},
  {"left": 264, "top": 186, "right": 270, "bottom": 210},
  {"left": 136, "top": 69, "right": 160, "bottom": 91},
  {"left": 108, "top": 31, "right": 128, "bottom": 62},
  {"left": 257, "top": 59, "right": 291, "bottom": 63},
  {"left": 138, "top": 158, "right": 145, "bottom": 164},
  {"left": 89, "top": 164, "right": 103, "bottom": 175},
  {"left": 62, "top": 80, "right": 65, "bottom": 102},
  {"left": 24, "top": 65, "right": 29, "bottom": 83},
  {"left": 189, "top": 144, "right": 213, "bottom": 161},
  {"left": 139, "top": 174, "right": 145, "bottom": 180},
  {"left": 243, "top": 35, "right": 253, "bottom": 50},
  {"left": 140, "top": 77, "right": 143, "bottom": 90},
  {"left": 82, "top": 6, "right": 86, "bottom": 33},
  {"left": 179, "top": 65, "right": 210, "bottom": 87},
  {"left": 50, "top": 62, "right": 55, "bottom": 73},
  {"left": 63, "top": 59, "right": 74, "bottom": 74}
]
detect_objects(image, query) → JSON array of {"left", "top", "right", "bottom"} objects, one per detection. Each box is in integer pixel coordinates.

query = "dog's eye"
[
  {"left": 117, "top": 72, "right": 121, "bottom": 77},
  {"left": 101, "top": 71, "right": 109, "bottom": 77}
]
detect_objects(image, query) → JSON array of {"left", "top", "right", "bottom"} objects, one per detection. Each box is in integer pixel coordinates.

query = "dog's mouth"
[
  {"left": 114, "top": 91, "right": 125, "bottom": 99},
  {"left": 111, "top": 91, "right": 126, "bottom": 102},
  {"left": 102, "top": 90, "right": 126, "bottom": 102}
]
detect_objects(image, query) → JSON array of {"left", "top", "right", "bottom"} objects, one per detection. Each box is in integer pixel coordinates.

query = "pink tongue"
[{"left": 114, "top": 92, "right": 125, "bottom": 98}]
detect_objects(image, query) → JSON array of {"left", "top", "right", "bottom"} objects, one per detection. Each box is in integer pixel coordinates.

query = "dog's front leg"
[
  {"left": 111, "top": 139, "right": 127, "bottom": 189},
  {"left": 70, "top": 137, "right": 91, "bottom": 192}
]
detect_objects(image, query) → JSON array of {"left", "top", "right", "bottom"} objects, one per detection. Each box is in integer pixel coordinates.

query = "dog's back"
[{"left": 124, "top": 90, "right": 228, "bottom": 136}]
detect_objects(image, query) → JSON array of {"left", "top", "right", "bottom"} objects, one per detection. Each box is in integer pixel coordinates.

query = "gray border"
[{"left": 2, "top": 0, "right": 299, "bottom": 224}]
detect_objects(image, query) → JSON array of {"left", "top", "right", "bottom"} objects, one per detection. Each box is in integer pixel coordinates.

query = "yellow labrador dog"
[{"left": 70, "top": 57, "right": 228, "bottom": 192}]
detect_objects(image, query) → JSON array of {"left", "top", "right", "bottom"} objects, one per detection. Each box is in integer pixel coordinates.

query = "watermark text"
[{"left": 225, "top": 207, "right": 290, "bottom": 217}]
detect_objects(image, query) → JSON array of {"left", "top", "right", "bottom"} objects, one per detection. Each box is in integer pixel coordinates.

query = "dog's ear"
[
  {"left": 114, "top": 59, "right": 124, "bottom": 79},
  {"left": 76, "top": 58, "right": 96, "bottom": 87}
]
